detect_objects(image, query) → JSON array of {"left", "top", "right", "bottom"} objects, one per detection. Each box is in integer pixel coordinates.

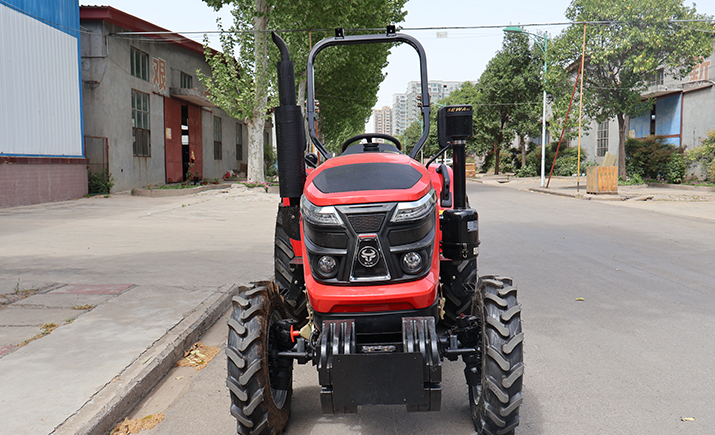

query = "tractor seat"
[{"left": 341, "top": 142, "right": 402, "bottom": 156}]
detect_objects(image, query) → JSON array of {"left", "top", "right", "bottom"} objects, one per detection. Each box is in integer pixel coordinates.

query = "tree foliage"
[
  {"left": 199, "top": 0, "right": 407, "bottom": 177},
  {"left": 549, "top": 0, "right": 713, "bottom": 177},
  {"left": 446, "top": 33, "right": 542, "bottom": 174}
]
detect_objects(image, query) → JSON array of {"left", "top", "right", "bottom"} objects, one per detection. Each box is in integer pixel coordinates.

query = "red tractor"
[{"left": 226, "top": 28, "right": 523, "bottom": 435}]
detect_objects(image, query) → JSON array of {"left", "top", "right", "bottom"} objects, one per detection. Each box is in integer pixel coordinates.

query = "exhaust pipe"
[{"left": 271, "top": 32, "right": 306, "bottom": 202}]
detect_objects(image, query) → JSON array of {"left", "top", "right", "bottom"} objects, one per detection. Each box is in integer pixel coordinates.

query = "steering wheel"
[{"left": 341, "top": 133, "right": 402, "bottom": 153}]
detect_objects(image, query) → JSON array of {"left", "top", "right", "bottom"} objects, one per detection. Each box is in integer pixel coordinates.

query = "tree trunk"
[
  {"left": 248, "top": 0, "right": 269, "bottom": 183},
  {"left": 247, "top": 118, "right": 266, "bottom": 183},
  {"left": 494, "top": 142, "right": 501, "bottom": 175},
  {"left": 617, "top": 113, "right": 627, "bottom": 178},
  {"left": 520, "top": 136, "right": 526, "bottom": 168}
]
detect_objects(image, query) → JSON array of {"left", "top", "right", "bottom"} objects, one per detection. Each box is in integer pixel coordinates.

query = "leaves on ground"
[
  {"left": 110, "top": 413, "right": 165, "bottom": 434},
  {"left": 176, "top": 342, "right": 219, "bottom": 370}
]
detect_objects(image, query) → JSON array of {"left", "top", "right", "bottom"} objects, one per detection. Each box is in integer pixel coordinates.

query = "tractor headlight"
[
  {"left": 301, "top": 196, "right": 343, "bottom": 226},
  {"left": 391, "top": 190, "right": 436, "bottom": 222},
  {"left": 401, "top": 251, "right": 424, "bottom": 274},
  {"left": 316, "top": 255, "right": 338, "bottom": 278}
]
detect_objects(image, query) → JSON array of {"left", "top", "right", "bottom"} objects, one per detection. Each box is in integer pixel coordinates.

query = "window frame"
[
  {"left": 214, "top": 116, "right": 223, "bottom": 160},
  {"left": 596, "top": 120, "right": 609, "bottom": 158},
  {"left": 180, "top": 71, "right": 193, "bottom": 89},
  {"left": 130, "top": 47, "right": 149, "bottom": 81},
  {"left": 132, "top": 89, "right": 151, "bottom": 157}
]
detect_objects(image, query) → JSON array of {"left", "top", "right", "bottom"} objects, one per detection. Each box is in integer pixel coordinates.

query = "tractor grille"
[
  {"left": 348, "top": 213, "right": 386, "bottom": 233},
  {"left": 303, "top": 202, "right": 434, "bottom": 285}
]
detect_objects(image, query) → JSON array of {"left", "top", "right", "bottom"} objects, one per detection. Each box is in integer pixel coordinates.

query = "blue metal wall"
[
  {"left": 0, "top": 0, "right": 83, "bottom": 157},
  {"left": 655, "top": 94, "right": 681, "bottom": 146},
  {"left": 0, "top": 0, "right": 79, "bottom": 37},
  {"left": 630, "top": 94, "right": 682, "bottom": 146}
]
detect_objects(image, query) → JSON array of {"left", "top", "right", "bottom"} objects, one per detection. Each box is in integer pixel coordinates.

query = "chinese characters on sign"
[
  {"left": 152, "top": 57, "right": 166, "bottom": 93},
  {"left": 689, "top": 60, "right": 710, "bottom": 83}
]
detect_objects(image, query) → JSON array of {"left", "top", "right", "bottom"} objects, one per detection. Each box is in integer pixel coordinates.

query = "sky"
[{"left": 81, "top": 0, "right": 715, "bottom": 129}]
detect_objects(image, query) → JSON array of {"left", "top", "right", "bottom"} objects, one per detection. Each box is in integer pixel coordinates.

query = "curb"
[
  {"left": 52, "top": 284, "right": 241, "bottom": 435},
  {"left": 529, "top": 187, "right": 578, "bottom": 198},
  {"left": 529, "top": 187, "right": 630, "bottom": 201},
  {"left": 646, "top": 182, "right": 715, "bottom": 192}
]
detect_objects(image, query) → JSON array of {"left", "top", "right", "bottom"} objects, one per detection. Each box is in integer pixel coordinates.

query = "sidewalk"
[
  {"left": 0, "top": 184, "right": 279, "bottom": 435},
  {"left": 476, "top": 175, "right": 715, "bottom": 222}
]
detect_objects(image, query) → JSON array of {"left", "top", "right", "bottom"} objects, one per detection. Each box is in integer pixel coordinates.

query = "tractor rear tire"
[
  {"left": 440, "top": 259, "right": 477, "bottom": 327},
  {"left": 471, "top": 276, "right": 523, "bottom": 435},
  {"left": 275, "top": 205, "right": 307, "bottom": 324},
  {"left": 226, "top": 283, "right": 292, "bottom": 435}
]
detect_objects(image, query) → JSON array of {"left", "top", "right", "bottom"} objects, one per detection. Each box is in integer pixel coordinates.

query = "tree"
[
  {"left": 469, "top": 33, "right": 543, "bottom": 174},
  {"left": 199, "top": 0, "right": 407, "bottom": 180},
  {"left": 550, "top": 0, "right": 713, "bottom": 177},
  {"left": 199, "top": 0, "right": 270, "bottom": 183}
]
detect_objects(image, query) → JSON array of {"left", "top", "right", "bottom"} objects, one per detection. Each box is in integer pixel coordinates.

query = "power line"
[{"left": 110, "top": 19, "right": 715, "bottom": 37}]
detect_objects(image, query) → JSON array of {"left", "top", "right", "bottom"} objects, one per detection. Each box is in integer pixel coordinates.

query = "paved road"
[{"left": 129, "top": 181, "right": 715, "bottom": 435}]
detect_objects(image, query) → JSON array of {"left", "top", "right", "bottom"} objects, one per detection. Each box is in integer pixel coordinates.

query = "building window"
[
  {"left": 650, "top": 69, "right": 664, "bottom": 87},
  {"left": 132, "top": 90, "right": 150, "bottom": 156},
  {"left": 236, "top": 123, "right": 243, "bottom": 161},
  {"left": 214, "top": 116, "right": 222, "bottom": 160},
  {"left": 130, "top": 47, "right": 149, "bottom": 81},
  {"left": 180, "top": 72, "right": 193, "bottom": 89},
  {"left": 596, "top": 120, "right": 609, "bottom": 157}
]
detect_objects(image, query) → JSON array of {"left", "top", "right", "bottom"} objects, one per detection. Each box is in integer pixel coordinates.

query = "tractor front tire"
[
  {"left": 471, "top": 276, "right": 524, "bottom": 435},
  {"left": 440, "top": 259, "right": 478, "bottom": 327},
  {"left": 226, "top": 283, "right": 292, "bottom": 435},
  {"left": 274, "top": 205, "right": 307, "bottom": 324}
]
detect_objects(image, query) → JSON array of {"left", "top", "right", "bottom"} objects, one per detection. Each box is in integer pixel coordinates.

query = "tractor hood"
[{"left": 304, "top": 152, "right": 432, "bottom": 206}]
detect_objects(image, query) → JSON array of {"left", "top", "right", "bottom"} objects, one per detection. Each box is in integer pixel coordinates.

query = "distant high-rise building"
[
  {"left": 373, "top": 106, "right": 393, "bottom": 136},
  {"left": 392, "top": 80, "right": 466, "bottom": 136}
]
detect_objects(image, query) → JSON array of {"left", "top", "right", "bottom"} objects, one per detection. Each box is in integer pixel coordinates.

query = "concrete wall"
[
  {"left": 682, "top": 85, "right": 715, "bottom": 151},
  {"left": 579, "top": 118, "right": 621, "bottom": 165}
]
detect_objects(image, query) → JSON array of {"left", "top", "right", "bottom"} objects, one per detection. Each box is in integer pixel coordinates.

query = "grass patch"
[
  {"left": 20, "top": 323, "right": 59, "bottom": 346},
  {"left": 13, "top": 280, "right": 37, "bottom": 300},
  {"left": 72, "top": 304, "right": 95, "bottom": 310}
]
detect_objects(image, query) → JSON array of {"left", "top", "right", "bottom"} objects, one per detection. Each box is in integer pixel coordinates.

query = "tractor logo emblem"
[{"left": 358, "top": 246, "right": 379, "bottom": 268}]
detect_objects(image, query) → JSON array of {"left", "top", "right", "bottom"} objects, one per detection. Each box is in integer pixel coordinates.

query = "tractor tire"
[
  {"left": 274, "top": 205, "right": 307, "bottom": 324},
  {"left": 226, "top": 283, "right": 292, "bottom": 435},
  {"left": 471, "top": 276, "right": 523, "bottom": 435},
  {"left": 440, "top": 259, "right": 478, "bottom": 327}
]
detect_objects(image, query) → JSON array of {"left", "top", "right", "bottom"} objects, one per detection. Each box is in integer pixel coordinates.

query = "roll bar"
[{"left": 306, "top": 28, "right": 431, "bottom": 160}]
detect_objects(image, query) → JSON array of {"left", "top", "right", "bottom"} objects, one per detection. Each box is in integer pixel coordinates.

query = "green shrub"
[
  {"left": 88, "top": 171, "right": 115, "bottom": 194},
  {"left": 625, "top": 136, "right": 684, "bottom": 183},
  {"left": 514, "top": 142, "right": 587, "bottom": 177},
  {"left": 619, "top": 173, "right": 644, "bottom": 185},
  {"left": 515, "top": 165, "right": 538, "bottom": 177},
  {"left": 686, "top": 130, "right": 715, "bottom": 181},
  {"left": 665, "top": 152, "right": 686, "bottom": 184}
]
